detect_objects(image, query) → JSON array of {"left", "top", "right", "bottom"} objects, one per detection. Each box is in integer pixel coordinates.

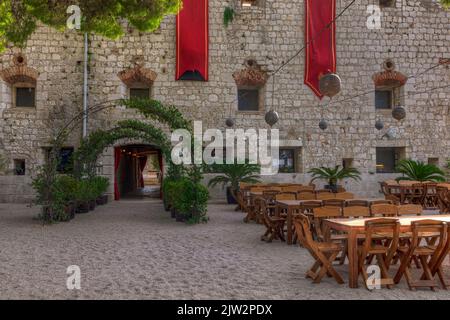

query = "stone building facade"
[{"left": 0, "top": 0, "right": 449, "bottom": 202}]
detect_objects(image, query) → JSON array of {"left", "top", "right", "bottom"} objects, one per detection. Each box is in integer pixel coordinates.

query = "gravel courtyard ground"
[{"left": 0, "top": 200, "right": 449, "bottom": 300}]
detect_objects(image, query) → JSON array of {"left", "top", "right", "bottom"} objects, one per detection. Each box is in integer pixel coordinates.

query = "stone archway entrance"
[{"left": 114, "top": 144, "right": 163, "bottom": 200}]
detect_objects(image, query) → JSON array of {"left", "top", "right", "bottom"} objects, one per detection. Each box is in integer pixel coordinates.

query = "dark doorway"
[{"left": 114, "top": 145, "right": 163, "bottom": 200}]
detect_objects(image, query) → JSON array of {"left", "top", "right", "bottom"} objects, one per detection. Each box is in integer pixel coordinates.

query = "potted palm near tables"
[
  {"left": 207, "top": 163, "right": 260, "bottom": 204},
  {"left": 395, "top": 159, "right": 446, "bottom": 182},
  {"left": 308, "top": 165, "right": 361, "bottom": 193}
]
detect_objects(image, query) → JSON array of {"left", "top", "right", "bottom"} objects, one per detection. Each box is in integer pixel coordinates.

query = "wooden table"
[
  {"left": 275, "top": 199, "right": 387, "bottom": 245},
  {"left": 324, "top": 214, "right": 450, "bottom": 288}
]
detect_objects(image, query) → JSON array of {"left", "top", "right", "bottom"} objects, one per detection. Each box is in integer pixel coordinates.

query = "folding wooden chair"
[
  {"left": 335, "top": 192, "right": 354, "bottom": 200},
  {"left": 261, "top": 198, "right": 286, "bottom": 243},
  {"left": 394, "top": 220, "right": 447, "bottom": 291},
  {"left": 430, "top": 223, "right": 450, "bottom": 289},
  {"left": 437, "top": 187, "right": 450, "bottom": 214},
  {"left": 323, "top": 199, "right": 346, "bottom": 208},
  {"left": 359, "top": 218, "right": 400, "bottom": 290},
  {"left": 370, "top": 204, "right": 398, "bottom": 217},
  {"left": 312, "top": 206, "right": 342, "bottom": 241},
  {"left": 316, "top": 193, "right": 336, "bottom": 200},
  {"left": 298, "top": 185, "right": 315, "bottom": 192},
  {"left": 385, "top": 194, "right": 400, "bottom": 205},
  {"left": 346, "top": 200, "right": 369, "bottom": 207},
  {"left": 293, "top": 214, "right": 344, "bottom": 284},
  {"left": 343, "top": 206, "right": 371, "bottom": 218},
  {"left": 371, "top": 199, "right": 393, "bottom": 206},
  {"left": 397, "top": 204, "right": 423, "bottom": 216},
  {"left": 316, "top": 189, "right": 332, "bottom": 194},
  {"left": 301, "top": 200, "right": 322, "bottom": 214},
  {"left": 297, "top": 192, "right": 316, "bottom": 200}
]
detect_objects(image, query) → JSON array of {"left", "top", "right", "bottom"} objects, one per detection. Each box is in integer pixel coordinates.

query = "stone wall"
[{"left": 0, "top": 0, "right": 449, "bottom": 202}]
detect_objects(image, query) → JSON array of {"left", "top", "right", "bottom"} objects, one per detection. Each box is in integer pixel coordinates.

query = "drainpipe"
[{"left": 82, "top": 33, "right": 88, "bottom": 138}]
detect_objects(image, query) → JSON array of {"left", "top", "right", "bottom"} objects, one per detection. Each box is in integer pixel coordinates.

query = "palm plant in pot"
[
  {"left": 207, "top": 163, "right": 260, "bottom": 204},
  {"left": 308, "top": 165, "right": 361, "bottom": 192},
  {"left": 395, "top": 159, "right": 446, "bottom": 182}
]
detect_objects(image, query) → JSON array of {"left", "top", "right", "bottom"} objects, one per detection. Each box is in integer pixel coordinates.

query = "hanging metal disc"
[
  {"left": 319, "top": 73, "right": 342, "bottom": 98},
  {"left": 319, "top": 119, "right": 328, "bottom": 130},
  {"left": 375, "top": 119, "right": 384, "bottom": 131},
  {"left": 225, "top": 118, "right": 235, "bottom": 128},
  {"left": 265, "top": 110, "right": 279, "bottom": 127},
  {"left": 392, "top": 106, "right": 406, "bottom": 121}
]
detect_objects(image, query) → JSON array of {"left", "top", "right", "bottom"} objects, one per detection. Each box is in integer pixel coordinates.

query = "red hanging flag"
[
  {"left": 176, "top": 0, "right": 209, "bottom": 81},
  {"left": 304, "top": 0, "right": 336, "bottom": 98}
]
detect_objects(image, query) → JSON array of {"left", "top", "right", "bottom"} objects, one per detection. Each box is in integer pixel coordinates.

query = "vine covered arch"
[{"left": 74, "top": 98, "right": 193, "bottom": 178}]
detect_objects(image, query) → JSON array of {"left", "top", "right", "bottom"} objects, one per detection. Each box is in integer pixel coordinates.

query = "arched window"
[
  {"left": 372, "top": 59, "right": 407, "bottom": 110},
  {"left": 232, "top": 60, "right": 268, "bottom": 112},
  {"left": 0, "top": 54, "right": 38, "bottom": 108},
  {"left": 118, "top": 65, "right": 157, "bottom": 99}
]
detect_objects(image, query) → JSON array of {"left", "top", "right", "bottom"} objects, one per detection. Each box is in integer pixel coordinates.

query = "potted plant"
[
  {"left": 172, "top": 178, "right": 209, "bottom": 223},
  {"left": 308, "top": 165, "right": 361, "bottom": 193},
  {"left": 395, "top": 159, "right": 446, "bottom": 182},
  {"left": 75, "top": 179, "right": 91, "bottom": 213},
  {"left": 55, "top": 175, "right": 79, "bottom": 220},
  {"left": 207, "top": 163, "right": 260, "bottom": 204},
  {"left": 91, "top": 176, "right": 110, "bottom": 205}
]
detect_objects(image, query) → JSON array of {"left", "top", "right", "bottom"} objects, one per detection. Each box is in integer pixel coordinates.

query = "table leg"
[
  {"left": 287, "top": 207, "right": 292, "bottom": 245},
  {"left": 347, "top": 230, "right": 359, "bottom": 288}
]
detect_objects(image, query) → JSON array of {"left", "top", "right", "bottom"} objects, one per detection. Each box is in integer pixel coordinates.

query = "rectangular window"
[
  {"left": 428, "top": 158, "right": 439, "bottom": 166},
  {"left": 342, "top": 158, "right": 354, "bottom": 169},
  {"left": 375, "top": 89, "right": 392, "bottom": 109},
  {"left": 238, "top": 88, "right": 260, "bottom": 111},
  {"left": 14, "top": 159, "right": 25, "bottom": 176},
  {"left": 279, "top": 149, "right": 295, "bottom": 173},
  {"left": 379, "top": 0, "right": 396, "bottom": 8},
  {"left": 241, "top": 0, "right": 258, "bottom": 7},
  {"left": 129, "top": 88, "right": 150, "bottom": 99},
  {"left": 376, "top": 147, "right": 405, "bottom": 173},
  {"left": 46, "top": 147, "right": 74, "bottom": 173},
  {"left": 15, "top": 87, "right": 36, "bottom": 107}
]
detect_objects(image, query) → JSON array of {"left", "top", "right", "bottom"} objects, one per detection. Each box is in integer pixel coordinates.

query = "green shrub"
[
  {"left": 172, "top": 178, "right": 209, "bottom": 223},
  {"left": 90, "top": 176, "right": 109, "bottom": 198}
]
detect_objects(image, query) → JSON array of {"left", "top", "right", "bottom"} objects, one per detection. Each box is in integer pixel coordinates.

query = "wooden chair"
[
  {"left": 371, "top": 199, "right": 393, "bottom": 206},
  {"left": 423, "top": 183, "right": 439, "bottom": 209},
  {"left": 322, "top": 199, "right": 346, "bottom": 208},
  {"left": 293, "top": 214, "right": 344, "bottom": 284},
  {"left": 394, "top": 220, "right": 447, "bottom": 291},
  {"left": 316, "top": 189, "right": 332, "bottom": 194},
  {"left": 343, "top": 206, "right": 371, "bottom": 218},
  {"left": 370, "top": 204, "right": 398, "bottom": 217},
  {"left": 281, "top": 186, "right": 302, "bottom": 193},
  {"left": 385, "top": 194, "right": 400, "bottom": 205},
  {"left": 298, "top": 185, "right": 315, "bottom": 192},
  {"left": 430, "top": 223, "right": 450, "bottom": 289},
  {"left": 358, "top": 219, "right": 400, "bottom": 290},
  {"left": 275, "top": 193, "right": 297, "bottom": 201},
  {"left": 346, "top": 200, "right": 369, "bottom": 207},
  {"left": 312, "top": 206, "right": 342, "bottom": 240},
  {"left": 301, "top": 201, "right": 323, "bottom": 214},
  {"left": 335, "top": 192, "right": 354, "bottom": 200},
  {"left": 316, "top": 193, "right": 335, "bottom": 200},
  {"left": 260, "top": 198, "right": 286, "bottom": 243},
  {"left": 397, "top": 204, "right": 423, "bottom": 216},
  {"left": 437, "top": 186, "right": 450, "bottom": 214},
  {"left": 297, "top": 192, "right": 316, "bottom": 200}
]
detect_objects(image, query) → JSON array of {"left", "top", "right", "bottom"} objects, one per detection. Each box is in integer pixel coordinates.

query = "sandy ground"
[{"left": 0, "top": 200, "right": 449, "bottom": 300}]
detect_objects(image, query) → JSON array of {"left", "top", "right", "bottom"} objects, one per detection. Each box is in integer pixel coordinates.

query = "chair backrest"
[
  {"left": 343, "top": 206, "right": 371, "bottom": 218},
  {"left": 298, "top": 185, "right": 315, "bottom": 192},
  {"left": 281, "top": 186, "right": 301, "bottom": 193},
  {"left": 316, "top": 189, "right": 332, "bottom": 194},
  {"left": 335, "top": 192, "right": 354, "bottom": 200},
  {"left": 397, "top": 204, "right": 423, "bottom": 216},
  {"left": 385, "top": 194, "right": 400, "bottom": 205},
  {"left": 384, "top": 180, "right": 399, "bottom": 186},
  {"left": 297, "top": 192, "right": 316, "bottom": 200},
  {"left": 301, "top": 201, "right": 323, "bottom": 213},
  {"left": 250, "top": 186, "right": 266, "bottom": 193},
  {"left": 430, "top": 223, "right": 450, "bottom": 275},
  {"left": 370, "top": 204, "right": 398, "bottom": 217},
  {"left": 316, "top": 193, "right": 336, "bottom": 200},
  {"left": 363, "top": 218, "right": 400, "bottom": 263},
  {"left": 313, "top": 206, "right": 342, "bottom": 218},
  {"left": 322, "top": 199, "right": 346, "bottom": 208},
  {"left": 346, "top": 200, "right": 369, "bottom": 207},
  {"left": 399, "top": 180, "right": 420, "bottom": 186},
  {"left": 275, "top": 193, "right": 297, "bottom": 201},
  {"left": 253, "top": 196, "right": 267, "bottom": 219},
  {"left": 293, "top": 214, "right": 315, "bottom": 249},
  {"left": 410, "top": 220, "right": 447, "bottom": 256},
  {"left": 370, "top": 199, "right": 392, "bottom": 206}
]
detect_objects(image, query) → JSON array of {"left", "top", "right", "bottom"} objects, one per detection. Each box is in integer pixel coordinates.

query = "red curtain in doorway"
[
  {"left": 304, "top": 0, "right": 337, "bottom": 98},
  {"left": 114, "top": 147, "right": 122, "bottom": 201},
  {"left": 176, "top": 0, "right": 209, "bottom": 81},
  {"left": 138, "top": 156, "right": 148, "bottom": 188}
]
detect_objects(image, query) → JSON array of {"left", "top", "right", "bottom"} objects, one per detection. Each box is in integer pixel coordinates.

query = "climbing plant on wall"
[{"left": 0, "top": 0, "right": 182, "bottom": 52}]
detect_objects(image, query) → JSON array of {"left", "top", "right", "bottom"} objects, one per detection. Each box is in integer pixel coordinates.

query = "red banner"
[
  {"left": 176, "top": 0, "right": 209, "bottom": 81},
  {"left": 304, "top": 0, "right": 336, "bottom": 98}
]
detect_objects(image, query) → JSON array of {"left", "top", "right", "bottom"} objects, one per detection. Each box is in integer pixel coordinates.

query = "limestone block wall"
[{"left": 0, "top": 0, "right": 448, "bottom": 203}]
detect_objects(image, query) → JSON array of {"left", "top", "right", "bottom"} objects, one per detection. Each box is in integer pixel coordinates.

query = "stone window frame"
[
  {"left": 12, "top": 82, "right": 36, "bottom": 109},
  {"left": 278, "top": 147, "right": 303, "bottom": 174},
  {"left": 236, "top": 84, "right": 265, "bottom": 114},
  {"left": 128, "top": 83, "right": 153, "bottom": 100},
  {"left": 13, "top": 159, "right": 26, "bottom": 176},
  {"left": 379, "top": 0, "right": 396, "bottom": 8},
  {"left": 375, "top": 147, "right": 405, "bottom": 173}
]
